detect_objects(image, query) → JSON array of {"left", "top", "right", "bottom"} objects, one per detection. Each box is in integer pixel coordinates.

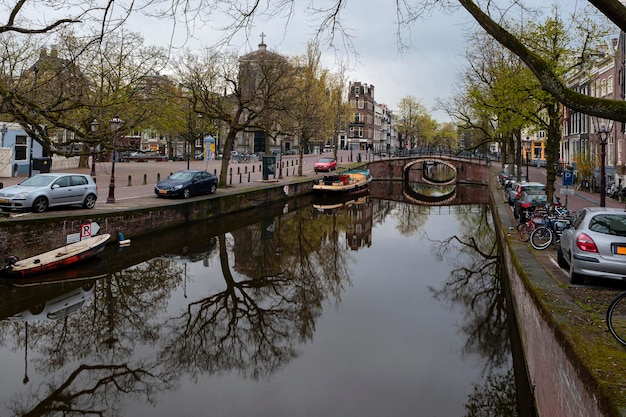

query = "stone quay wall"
[{"left": 0, "top": 179, "right": 311, "bottom": 259}]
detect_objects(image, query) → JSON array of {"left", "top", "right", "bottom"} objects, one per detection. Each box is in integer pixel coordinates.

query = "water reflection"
[{"left": 0, "top": 182, "right": 524, "bottom": 416}]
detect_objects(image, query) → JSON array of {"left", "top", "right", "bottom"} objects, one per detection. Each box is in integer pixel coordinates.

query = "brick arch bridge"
[{"left": 363, "top": 156, "right": 491, "bottom": 205}]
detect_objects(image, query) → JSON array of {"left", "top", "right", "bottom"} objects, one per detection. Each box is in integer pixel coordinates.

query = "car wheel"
[
  {"left": 569, "top": 256, "right": 584, "bottom": 285},
  {"left": 557, "top": 246, "right": 568, "bottom": 268},
  {"left": 183, "top": 188, "right": 191, "bottom": 199},
  {"left": 32, "top": 196, "right": 48, "bottom": 213},
  {"left": 209, "top": 184, "right": 217, "bottom": 194},
  {"left": 83, "top": 193, "right": 97, "bottom": 209}
]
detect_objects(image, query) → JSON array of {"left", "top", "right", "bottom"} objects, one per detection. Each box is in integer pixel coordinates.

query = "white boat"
[{"left": 312, "top": 169, "right": 372, "bottom": 193}]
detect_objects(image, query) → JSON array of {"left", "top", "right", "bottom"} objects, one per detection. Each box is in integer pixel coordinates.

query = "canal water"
[{"left": 0, "top": 185, "right": 527, "bottom": 416}]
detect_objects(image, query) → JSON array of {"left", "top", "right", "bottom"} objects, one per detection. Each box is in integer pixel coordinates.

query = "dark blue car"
[{"left": 154, "top": 170, "right": 218, "bottom": 199}]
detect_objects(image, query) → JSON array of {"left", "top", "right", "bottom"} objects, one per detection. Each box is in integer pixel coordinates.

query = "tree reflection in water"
[
  {"left": 0, "top": 192, "right": 521, "bottom": 416},
  {"left": 428, "top": 206, "right": 518, "bottom": 416}
]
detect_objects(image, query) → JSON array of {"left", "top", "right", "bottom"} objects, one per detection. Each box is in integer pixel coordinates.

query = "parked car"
[
  {"left": 507, "top": 181, "right": 545, "bottom": 206},
  {"left": 513, "top": 191, "right": 548, "bottom": 222},
  {"left": 558, "top": 207, "right": 626, "bottom": 285},
  {"left": 502, "top": 176, "right": 527, "bottom": 197},
  {"left": 0, "top": 173, "right": 98, "bottom": 213},
  {"left": 154, "top": 170, "right": 218, "bottom": 199},
  {"left": 314, "top": 157, "right": 337, "bottom": 172}
]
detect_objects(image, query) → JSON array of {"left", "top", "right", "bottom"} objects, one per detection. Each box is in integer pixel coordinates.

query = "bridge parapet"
[{"left": 364, "top": 155, "right": 490, "bottom": 186}]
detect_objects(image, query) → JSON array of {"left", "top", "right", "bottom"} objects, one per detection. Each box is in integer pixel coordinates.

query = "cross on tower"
[{"left": 260, "top": 32, "right": 266, "bottom": 44}]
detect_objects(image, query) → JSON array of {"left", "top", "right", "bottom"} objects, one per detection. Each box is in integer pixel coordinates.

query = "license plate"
[
  {"left": 614, "top": 245, "right": 626, "bottom": 255},
  {"left": 0, "top": 198, "right": 8, "bottom": 204},
  {"left": 158, "top": 190, "right": 167, "bottom": 195}
]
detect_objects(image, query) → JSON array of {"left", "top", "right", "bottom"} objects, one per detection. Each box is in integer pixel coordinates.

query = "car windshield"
[
  {"left": 318, "top": 158, "right": 333, "bottom": 163},
  {"left": 523, "top": 185, "right": 545, "bottom": 192},
  {"left": 589, "top": 214, "right": 626, "bottom": 237},
  {"left": 19, "top": 175, "right": 56, "bottom": 187},
  {"left": 168, "top": 172, "right": 195, "bottom": 181}
]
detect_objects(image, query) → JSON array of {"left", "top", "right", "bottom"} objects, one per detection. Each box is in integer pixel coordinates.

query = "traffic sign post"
[{"left": 561, "top": 170, "right": 575, "bottom": 207}]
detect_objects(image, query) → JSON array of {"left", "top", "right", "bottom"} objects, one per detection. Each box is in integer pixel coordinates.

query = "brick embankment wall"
[
  {"left": 490, "top": 174, "right": 609, "bottom": 417},
  {"left": 0, "top": 180, "right": 312, "bottom": 258}
]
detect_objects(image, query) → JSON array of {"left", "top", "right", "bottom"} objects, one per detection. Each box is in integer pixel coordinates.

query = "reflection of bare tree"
[
  {"left": 391, "top": 201, "right": 429, "bottom": 236},
  {"left": 464, "top": 369, "right": 518, "bottom": 417},
  {"left": 429, "top": 206, "right": 509, "bottom": 369},
  {"left": 9, "top": 362, "right": 166, "bottom": 417},
  {"left": 160, "top": 207, "right": 353, "bottom": 380},
  {"left": 427, "top": 206, "right": 518, "bottom": 416},
  {"left": 0, "top": 259, "right": 183, "bottom": 416}
]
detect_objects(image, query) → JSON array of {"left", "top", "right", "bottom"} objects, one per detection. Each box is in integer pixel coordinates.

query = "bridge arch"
[{"left": 404, "top": 159, "right": 457, "bottom": 186}]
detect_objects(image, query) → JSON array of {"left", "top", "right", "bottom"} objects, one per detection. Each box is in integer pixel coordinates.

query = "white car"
[
  {"left": 6, "top": 283, "right": 95, "bottom": 321},
  {"left": 0, "top": 173, "right": 98, "bottom": 213}
]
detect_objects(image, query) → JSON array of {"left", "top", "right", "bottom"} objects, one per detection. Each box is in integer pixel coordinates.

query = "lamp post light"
[
  {"left": 107, "top": 115, "right": 123, "bottom": 204},
  {"left": 597, "top": 124, "right": 610, "bottom": 207},
  {"left": 90, "top": 119, "right": 99, "bottom": 178},
  {"left": 524, "top": 137, "right": 531, "bottom": 180}
]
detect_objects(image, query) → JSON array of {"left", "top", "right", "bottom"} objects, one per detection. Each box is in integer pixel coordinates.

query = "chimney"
[
  {"left": 39, "top": 46, "right": 47, "bottom": 58},
  {"left": 50, "top": 45, "right": 58, "bottom": 58}
]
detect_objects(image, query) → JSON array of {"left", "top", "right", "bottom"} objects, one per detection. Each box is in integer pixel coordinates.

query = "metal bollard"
[
  {"left": 143, "top": 173, "right": 147, "bottom": 185},
  {"left": 248, "top": 172, "right": 251, "bottom": 182},
  {"left": 128, "top": 175, "right": 132, "bottom": 186},
  {"left": 239, "top": 173, "right": 242, "bottom": 183},
  {"left": 157, "top": 173, "right": 161, "bottom": 182}
]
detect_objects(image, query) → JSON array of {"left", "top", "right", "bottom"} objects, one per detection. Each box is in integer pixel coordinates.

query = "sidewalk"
[{"left": 0, "top": 150, "right": 357, "bottom": 211}]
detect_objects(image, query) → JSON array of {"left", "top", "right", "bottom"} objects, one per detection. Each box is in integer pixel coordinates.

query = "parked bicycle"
[
  {"left": 607, "top": 291, "right": 626, "bottom": 347},
  {"left": 517, "top": 206, "right": 549, "bottom": 242},
  {"left": 529, "top": 206, "right": 575, "bottom": 250}
]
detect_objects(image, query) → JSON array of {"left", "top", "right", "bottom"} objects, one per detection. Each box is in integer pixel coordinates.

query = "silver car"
[
  {"left": 0, "top": 173, "right": 98, "bottom": 213},
  {"left": 558, "top": 207, "right": 626, "bottom": 284}
]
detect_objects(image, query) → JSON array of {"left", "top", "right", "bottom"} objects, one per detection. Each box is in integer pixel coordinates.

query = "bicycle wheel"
[
  {"left": 607, "top": 291, "right": 626, "bottom": 347},
  {"left": 530, "top": 226, "right": 553, "bottom": 250},
  {"left": 517, "top": 222, "right": 534, "bottom": 242}
]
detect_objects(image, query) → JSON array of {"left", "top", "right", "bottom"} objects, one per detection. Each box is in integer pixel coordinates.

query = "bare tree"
[{"left": 173, "top": 45, "right": 295, "bottom": 187}]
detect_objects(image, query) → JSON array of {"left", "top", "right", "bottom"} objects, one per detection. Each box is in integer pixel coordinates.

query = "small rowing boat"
[{"left": 2, "top": 234, "right": 111, "bottom": 278}]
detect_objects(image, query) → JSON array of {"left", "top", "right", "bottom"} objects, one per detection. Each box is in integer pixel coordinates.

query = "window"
[
  {"left": 15, "top": 136, "right": 27, "bottom": 161},
  {"left": 54, "top": 176, "right": 71, "bottom": 188},
  {"left": 358, "top": 99, "right": 364, "bottom": 109},
  {"left": 354, "top": 86, "right": 360, "bottom": 95},
  {"left": 71, "top": 175, "right": 88, "bottom": 186}
]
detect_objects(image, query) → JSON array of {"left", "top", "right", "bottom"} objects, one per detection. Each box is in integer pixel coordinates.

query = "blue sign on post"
[{"left": 562, "top": 170, "right": 574, "bottom": 187}]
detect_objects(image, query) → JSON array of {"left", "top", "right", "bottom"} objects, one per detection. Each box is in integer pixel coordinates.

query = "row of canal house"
[{"left": 561, "top": 31, "right": 626, "bottom": 190}]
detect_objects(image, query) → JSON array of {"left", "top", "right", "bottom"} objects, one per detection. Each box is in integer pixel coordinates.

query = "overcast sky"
[
  {"left": 19, "top": 1, "right": 613, "bottom": 122},
  {"left": 126, "top": 2, "right": 475, "bottom": 122}
]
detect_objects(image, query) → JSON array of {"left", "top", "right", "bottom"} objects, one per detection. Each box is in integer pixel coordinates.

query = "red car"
[{"left": 314, "top": 157, "right": 337, "bottom": 172}]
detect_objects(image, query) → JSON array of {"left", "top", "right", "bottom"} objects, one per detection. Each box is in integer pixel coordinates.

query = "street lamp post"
[
  {"left": 90, "top": 119, "right": 99, "bottom": 178},
  {"left": 0, "top": 123, "right": 7, "bottom": 147},
  {"left": 524, "top": 137, "right": 531, "bottom": 180},
  {"left": 598, "top": 124, "right": 610, "bottom": 207},
  {"left": 107, "top": 115, "right": 123, "bottom": 204}
]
